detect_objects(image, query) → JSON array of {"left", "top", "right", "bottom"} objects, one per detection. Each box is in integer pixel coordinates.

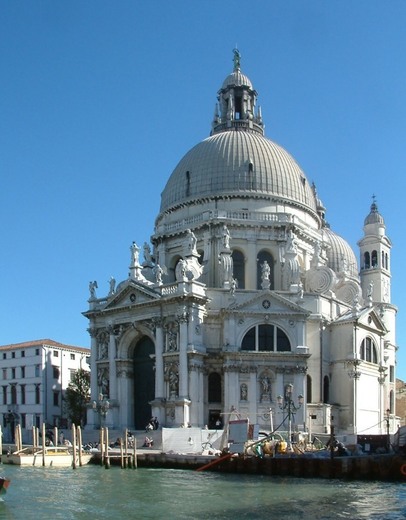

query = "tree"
[{"left": 64, "top": 369, "right": 90, "bottom": 427}]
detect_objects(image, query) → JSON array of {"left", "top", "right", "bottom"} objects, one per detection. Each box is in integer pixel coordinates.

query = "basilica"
[{"left": 84, "top": 51, "right": 397, "bottom": 440}]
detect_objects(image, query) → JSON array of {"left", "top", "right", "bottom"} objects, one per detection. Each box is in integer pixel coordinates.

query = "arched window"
[
  {"left": 306, "top": 375, "right": 312, "bottom": 403},
  {"left": 360, "top": 337, "right": 378, "bottom": 364},
  {"left": 371, "top": 250, "right": 378, "bottom": 267},
  {"left": 241, "top": 324, "right": 291, "bottom": 352},
  {"left": 323, "top": 375, "right": 330, "bottom": 404},
  {"left": 232, "top": 250, "right": 245, "bottom": 289},
  {"left": 208, "top": 373, "right": 222, "bottom": 403},
  {"left": 256, "top": 250, "right": 274, "bottom": 290},
  {"left": 364, "top": 252, "right": 370, "bottom": 269},
  {"left": 385, "top": 253, "right": 389, "bottom": 270},
  {"left": 382, "top": 251, "right": 385, "bottom": 269}
]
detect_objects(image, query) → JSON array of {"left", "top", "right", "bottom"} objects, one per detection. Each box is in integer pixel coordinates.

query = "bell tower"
[{"left": 358, "top": 197, "right": 392, "bottom": 304}]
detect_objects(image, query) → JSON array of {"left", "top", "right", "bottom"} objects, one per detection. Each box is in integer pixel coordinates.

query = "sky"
[{"left": 1, "top": 1, "right": 406, "bottom": 379}]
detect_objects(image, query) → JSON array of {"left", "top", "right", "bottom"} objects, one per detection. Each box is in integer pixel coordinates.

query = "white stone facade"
[
  {"left": 0, "top": 339, "right": 90, "bottom": 442},
  {"left": 85, "top": 52, "right": 398, "bottom": 439}
]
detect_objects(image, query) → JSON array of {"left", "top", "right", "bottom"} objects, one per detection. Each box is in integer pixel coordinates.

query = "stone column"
[
  {"left": 88, "top": 327, "right": 98, "bottom": 400},
  {"left": 246, "top": 239, "right": 257, "bottom": 290},
  {"left": 248, "top": 369, "right": 257, "bottom": 420},
  {"left": 87, "top": 327, "right": 98, "bottom": 428},
  {"left": 178, "top": 309, "right": 189, "bottom": 399},
  {"left": 117, "top": 362, "right": 134, "bottom": 428},
  {"left": 154, "top": 319, "right": 165, "bottom": 398},
  {"left": 108, "top": 326, "right": 117, "bottom": 400}
]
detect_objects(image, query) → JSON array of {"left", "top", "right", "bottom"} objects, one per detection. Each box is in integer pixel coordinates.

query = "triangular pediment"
[
  {"left": 228, "top": 290, "right": 310, "bottom": 317},
  {"left": 333, "top": 306, "right": 387, "bottom": 334},
  {"left": 103, "top": 279, "right": 160, "bottom": 310},
  {"left": 357, "top": 307, "right": 387, "bottom": 334}
]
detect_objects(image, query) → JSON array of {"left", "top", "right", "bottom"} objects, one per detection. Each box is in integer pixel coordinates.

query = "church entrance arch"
[{"left": 133, "top": 336, "right": 155, "bottom": 429}]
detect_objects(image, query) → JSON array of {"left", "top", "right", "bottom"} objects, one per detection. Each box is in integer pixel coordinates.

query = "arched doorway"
[{"left": 133, "top": 336, "right": 155, "bottom": 429}]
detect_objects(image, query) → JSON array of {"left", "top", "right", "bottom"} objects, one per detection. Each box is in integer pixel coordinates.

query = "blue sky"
[{"left": 1, "top": 1, "right": 406, "bottom": 379}]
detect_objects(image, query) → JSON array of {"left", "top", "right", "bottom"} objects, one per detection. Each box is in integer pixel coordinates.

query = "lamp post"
[
  {"left": 92, "top": 393, "right": 110, "bottom": 429},
  {"left": 277, "top": 384, "right": 304, "bottom": 450},
  {"left": 385, "top": 408, "right": 391, "bottom": 452}
]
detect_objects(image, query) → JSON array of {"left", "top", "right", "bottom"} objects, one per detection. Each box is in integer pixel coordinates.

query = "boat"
[{"left": 3, "top": 446, "right": 93, "bottom": 467}]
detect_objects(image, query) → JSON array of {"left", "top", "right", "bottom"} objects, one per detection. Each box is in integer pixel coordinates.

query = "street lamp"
[
  {"left": 277, "top": 384, "right": 304, "bottom": 450},
  {"left": 92, "top": 393, "right": 110, "bottom": 429},
  {"left": 385, "top": 408, "right": 391, "bottom": 452}
]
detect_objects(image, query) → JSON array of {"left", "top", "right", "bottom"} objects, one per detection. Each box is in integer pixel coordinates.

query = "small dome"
[
  {"left": 221, "top": 70, "right": 253, "bottom": 90},
  {"left": 364, "top": 200, "right": 385, "bottom": 226},
  {"left": 322, "top": 227, "right": 359, "bottom": 278}
]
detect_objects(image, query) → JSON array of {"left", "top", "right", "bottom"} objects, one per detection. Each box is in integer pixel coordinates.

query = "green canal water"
[{"left": 0, "top": 465, "right": 404, "bottom": 519}]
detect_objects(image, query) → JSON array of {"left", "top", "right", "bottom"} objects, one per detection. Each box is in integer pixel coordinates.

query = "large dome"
[
  {"left": 159, "top": 53, "right": 318, "bottom": 218},
  {"left": 160, "top": 130, "right": 317, "bottom": 215}
]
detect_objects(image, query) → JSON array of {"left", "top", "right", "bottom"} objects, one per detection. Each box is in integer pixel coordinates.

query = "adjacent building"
[
  {"left": 0, "top": 339, "right": 90, "bottom": 441},
  {"left": 84, "top": 51, "right": 398, "bottom": 441}
]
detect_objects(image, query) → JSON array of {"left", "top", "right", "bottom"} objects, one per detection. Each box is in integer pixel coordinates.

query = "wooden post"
[
  {"left": 120, "top": 438, "right": 124, "bottom": 469},
  {"left": 18, "top": 424, "right": 22, "bottom": 452},
  {"left": 54, "top": 426, "right": 58, "bottom": 447},
  {"left": 72, "top": 424, "right": 77, "bottom": 469},
  {"left": 32, "top": 426, "right": 36, "bottom": 449},
  {"left": 133, "top": 436, "right": 137, "bottom": 469},
  {"left": 124, "top": 429, "right": 128, "bottom": 467},
  {"left": 77, "top": 426, "right": 83, "bottom": 467},
  {"left": 104, "top": 427, "right": 110, "bottom": 469},
  {"left": 0, "top": 425, "right": 2, "bottom": 460},
  {"left": 100, "top": 428, "right": 104, "bottom": 466},
  {"left": 42, "top": 423, "right": 46, "bottom": 467}
]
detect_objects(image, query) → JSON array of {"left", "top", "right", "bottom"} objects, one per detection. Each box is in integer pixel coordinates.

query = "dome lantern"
[{"left": 211, "top": 49, "right": 264, "bottom": 136}]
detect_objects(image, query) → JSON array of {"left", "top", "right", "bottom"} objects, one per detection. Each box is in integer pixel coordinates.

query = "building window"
[
  {"left": 2, "top": 369, "right": 6, "bottom": 380},
  {"left": 241, "top": 324, "right": 291, "bottom": 352},
  {"left": 53, "top": 391, "right": 59, "bottom": 407},
  {"left": 11, "top": 368, "right": 16, "bottom": 379},
  {"left": 70, "top": 369, "right": 76, "bottom": 382},
  {"left": 256, "top": 250, "right": 274, "bottom": 290},
  {"left": 53, "top": 366, "right": 60, "bottom": 379},
  {"left": 389, "top": 365, "right": 395, "bottom": 383},
  {"left": 306, "top": 374, "right": 312, "bottom": 403},
  {"left": 10, "top": 384, "right": 17, "bottom": 405},
  {"left": 11, "top": 352, "right": 15, "bottom": 359},
  {"left": 389, "top": 390, "right": 394, "bottom": 414},
  {"left": 35, "top": 365, "right": 40, "bottom": 377},
  {"left": 21, "top": 413, "right": 26, "bottom": 429},
  {"left": 21, "top": 385, "right": 25, "bottom": 405},
  {"left": 35, "top": 385, "right": 40, "bottom": 405},
  {"left": 21, "top": 350, "right": 25, "bottom": 358},
  {"left": 70, "top": 353, "right": 75, "bottom": 360},
  {"left": 35, "top": 348, "right": 40, "bottom": 356},
  {"left": 21, "top": 366, "right": 25, "bottom": 378},
  {"left": 360, "top": 337, "right": 378, "bottom": 364},
  {"left": 2, "top": 353, "right": 6, "bottom": 360},
  {"left": 2, "top": 386, "right": 7, "bottom": 405},
  {"left": 363, "top": 251, "right": 370, "bottom": 269},
  {"left": 232, "top": 250, "right": 245, "bottom": 289},
  {"left": 53, "top": 350, "right": 59, "bottom": 358},
  {"left": 208, "top": 373, "right": 222, "bottom": 403}
]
